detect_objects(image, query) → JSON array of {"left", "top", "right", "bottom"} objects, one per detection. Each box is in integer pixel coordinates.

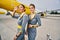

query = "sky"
[{"left": 17, "top": 0, "right": 60, "bottom": 11}]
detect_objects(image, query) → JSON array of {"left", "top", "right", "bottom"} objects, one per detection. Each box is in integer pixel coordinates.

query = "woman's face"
[
  {"left": 29, "top": 6, "right": 35, "bottom": 13},
  {"left": 19, "top": 5, "right": 24, "bottom": 13}
]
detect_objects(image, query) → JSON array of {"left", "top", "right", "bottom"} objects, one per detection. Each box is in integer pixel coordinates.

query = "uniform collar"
[{"left": 20, "top": 12, "right": 25, "bottom": 18}]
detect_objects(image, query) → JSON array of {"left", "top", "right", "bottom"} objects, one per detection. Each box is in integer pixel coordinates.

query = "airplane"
[
  {"left": 0, "top": 0, "right": 30, "bottom": 14},
  {"left": 0, "top": 0, "right": 46, "bottom": 17}
]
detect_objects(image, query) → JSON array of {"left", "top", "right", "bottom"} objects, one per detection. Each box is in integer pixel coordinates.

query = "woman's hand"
[
  {"left": 14, "top": 7, "right": 18, "bottom": 11},
  {"left": 13, "top": 32, "right": 22, "bottom": 40},
  {"left": 13, "top": 35, "right": 17, "bottom": 40},
  {"left": 28, "top": 24, "right": 38, "bottom": 28},
  {"left": 12, "top": 7, "right": 18, "bottom": 16},
  {"left": 16, "top": 32, "right": 22, "bottom": 37},
  {"left": 28, "top": 24, "right": 33, "bottom": 28},
  {"left": 34, "top": 25, "right": 38, "bottom": 27}
]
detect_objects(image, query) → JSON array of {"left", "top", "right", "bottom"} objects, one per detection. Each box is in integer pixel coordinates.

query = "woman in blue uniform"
[
  {"left": 27, "top": 4, "right": 41, "bottom": 40},
  {"left": 7, "top": 4, "right": 29, "bottom": 40}
]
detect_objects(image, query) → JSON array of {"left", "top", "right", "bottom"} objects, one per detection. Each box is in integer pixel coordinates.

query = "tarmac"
[{"left": 0, "top": 14, "right": 60, "bottom": 40}]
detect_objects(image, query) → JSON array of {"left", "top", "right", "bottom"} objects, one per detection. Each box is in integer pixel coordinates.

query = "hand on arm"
[
  {"left": 14, "top": 31, "right": 22, "bottom": 40},
  {"left": 28, "top": 24, "right": 38, "bottom": 28},
  {"left": 16, "top": 32, "right": 22, "bottom": 37}
]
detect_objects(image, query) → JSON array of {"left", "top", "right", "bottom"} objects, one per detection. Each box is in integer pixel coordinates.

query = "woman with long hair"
[
  {"left": 27, "top": 4, "right": 41, "bottom": 40},
  {"left": 13, "top": 4, "right": 29, "bottom": 40},
  {"left": 7, "top": 4, "right": 29, "bottom": 40}
]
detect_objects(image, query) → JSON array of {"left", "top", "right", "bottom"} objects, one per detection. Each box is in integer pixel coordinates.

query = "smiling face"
[
  {"left": 29, "top": 6, "right": 35, "bottom": 13},
  {"left": 29, "top": 4, "right": 35, "bottom": 13},
  {"left": 18, "top": 4, "right": 25, "bottom": 13}
]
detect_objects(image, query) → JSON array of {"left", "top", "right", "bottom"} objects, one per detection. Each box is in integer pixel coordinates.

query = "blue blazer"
[{"left": 28, "top": 14, "right": 41, "bottom": 26}]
